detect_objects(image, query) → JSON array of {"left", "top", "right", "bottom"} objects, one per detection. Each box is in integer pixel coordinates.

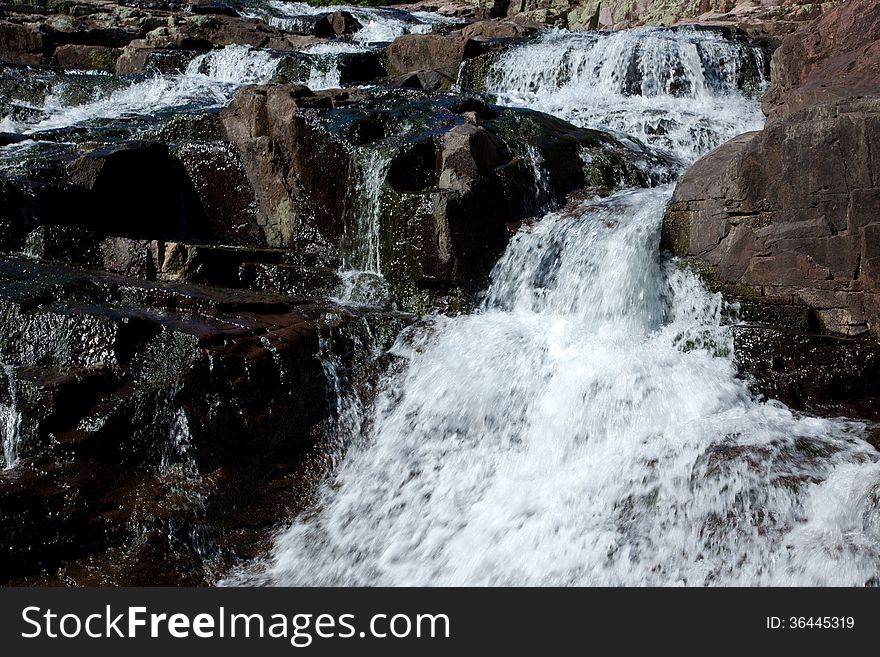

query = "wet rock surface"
[{"left": 0, "top": 255, "right": 410, "bottom": 584}]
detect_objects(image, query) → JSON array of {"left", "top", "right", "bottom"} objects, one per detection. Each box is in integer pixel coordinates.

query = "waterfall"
[
  {"left": 524, "top": 144, "right": 554, "bottom": 214},
  {"left": 157, "top": 407, "right": 219, "bottom": 564},
  {"left": 223, "top": 27, "right": 880, "bottom": 587},
  {"left": 1, "top": 365, "right": 22, "bottom": 470},
  {"left": 184, "top": 44, "right": 279, "bottom": 83},
  {"left": 480, "top": 28, "right": 768, "bottom": 163},
  {"left": 232, "top": 188, "right": 880, "bottom": 587},
  {"left": 335, "top": 146, "right": 393, "bottom": 306}
]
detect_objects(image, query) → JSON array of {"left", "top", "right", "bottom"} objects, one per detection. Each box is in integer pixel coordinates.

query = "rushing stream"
[{"left": 224, "top": 28, "right": 880, "bottom": 586}]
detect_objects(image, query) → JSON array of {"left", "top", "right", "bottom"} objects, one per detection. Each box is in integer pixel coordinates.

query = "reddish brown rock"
[
  {"left": 0, "top": 20, "right": 49, "bottom": 65},
  {"left": 386, "top": 33, "right": 468, "bottom": 76},
  {"left": 54, "top": 44, "right": 122, "bottom": 71},
  {"left": 664, "top": 0, "right": 880, "bottom": 338},
  {"left": 762, "top": 0, "right": 880, "bottom": 119},
  {"left": 314, "top": 11, "right": 363, "bottom": 38}
]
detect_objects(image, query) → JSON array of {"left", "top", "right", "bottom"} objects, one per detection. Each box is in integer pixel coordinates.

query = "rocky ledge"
[
  {"left": 664, "top": 0, "right": 880, "bottom": 410},
  {"left": 402, "top": 0, "right": 833, "bottom": 34},
  {"left": 0, "top": 253, "right": 411, "bottom": 584}
]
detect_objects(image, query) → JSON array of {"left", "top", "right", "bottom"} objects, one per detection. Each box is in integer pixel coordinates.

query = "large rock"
[
  {"left": 386, "top": 33, "right": 469, "bottom": 76},
  {"left": 458, "top": 17, "right": 541, "bottom": 39},
  {"left": 0, "top": 255, "right": 408, "bottom": 584},
  {"left": 314, "top": 11, "right": 363, "bottom": 38},
  {"left": 0, "top": 20, "right": 49, "bottom": 65},
  {"left": 54, "top": 44, "right": 122, "bottom": 71},
  {"left": 223, "top": 85, "right": 671, "bottom": 306},
  {"left": 762, "top": 0, "right": 880, "bottom": 119},
  {"left": 665, "top": 97, "right": 880, "bottom": 338},
  {"left": 664, "top": 0, "right": 880, "bottom": 339}
]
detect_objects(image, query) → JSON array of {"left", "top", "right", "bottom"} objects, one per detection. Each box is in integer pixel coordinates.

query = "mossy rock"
[
  {"left": 56, "top": 74, "right": 127, "bottom": 107},
  {"left": 144, "top": 113, "right": 226, "bottom": 144},
  {"left": 87, "top": 49, "right": 120, "bottom": 72}
]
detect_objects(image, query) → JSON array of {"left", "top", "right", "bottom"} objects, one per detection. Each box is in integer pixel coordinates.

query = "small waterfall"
[
  {"left": 158, "top": 407, "right": 218, "bottom": 562},
  {"left": 335, "top": 146, "right": 393, "bottom": 305},
  {"left": 479, "top": 28, "right": 767, "bottom": 162},
  {"left": 314, "top": 317, "right": 369, "bottom": 472},
  {"left": 1, "top": 365, "right": 22, "bottom": 470},
  {"left": 184, "top": 44, "right": 279, "bottom": 83},
  {"left": 306, "top": 57, "right": 342, "bottom": 90},
  {"left": 4, "top": 45, "right": 280, "bottom": 135},
  {"left": 524, "top": 144, "right": 554, "bottom": 213}
]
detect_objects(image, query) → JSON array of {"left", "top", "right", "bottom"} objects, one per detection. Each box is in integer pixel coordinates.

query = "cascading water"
[
  {"left": 478, "top": 28, "right": 768, "bottom": 163},
  {"left": 334, "top": 146, "right": 393, "bottom": 306},
  {"left": 1, "top": 365, "right": 22, "bottom": 470},
  {"left": 0, "top": 44, "right": 280, "bottom": 137},
  {"left": 0, "top": 2, "right": 455, "bottom": 166},
  {"left": 224, "top": 27, "right": 880, "bottom": 587},
  {"left": 155, "top": 405, "right": 222, "bottom": 571}
]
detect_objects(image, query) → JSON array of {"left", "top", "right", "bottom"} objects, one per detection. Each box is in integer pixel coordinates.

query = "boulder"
[
  {"left": 665, "top": 97, "right": 880, "bottom": 337},
  {"left": 0, "top": 20, "right": 49, "bottom": 65},
  {"left": 54, "top": 44, "right": 122, "bottom": 71},
  {"left": 223, "top": 84, "right": 671, "bottom": 305},
  {"left": 386, "top": 33, "right": 468, "bottom": 76},
  {"left": 314, "top": 11, "right": 363, "bottom": 38},
  {"left": 459, "top": 18, "right": 540, "bottom": 39}
]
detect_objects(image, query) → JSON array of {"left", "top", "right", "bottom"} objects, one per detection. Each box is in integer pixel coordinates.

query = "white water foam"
[
  {"left": 1, "top": 365, "right": 22, "bottom": 470},
  {"left": 483, "top": 28, "right": 767, "bottom": 163},
  {"left": 230, "top": 188, "right": 880, "bottom": 587}
]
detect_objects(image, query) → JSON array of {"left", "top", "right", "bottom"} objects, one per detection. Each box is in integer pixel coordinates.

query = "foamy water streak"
[
  {"left": 2, "top": 45, "right": 280, "bottom": 135},
  {"left": 334, "top": 147, "right": 393, "bottom": 306},
  {"left": 482, "top": 28, "right": 767, "bottom": 162},
  {"left": 1, "top": 365, "right": 22, "bottom": 470}
]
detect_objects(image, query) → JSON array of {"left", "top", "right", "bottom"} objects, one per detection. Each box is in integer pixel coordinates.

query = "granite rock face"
[
  {"left": 665, "top": 0, "right": 880, "bottom": 339},
  {"left": 762, "top": 0, "right": 880, "bottom": 119}
]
